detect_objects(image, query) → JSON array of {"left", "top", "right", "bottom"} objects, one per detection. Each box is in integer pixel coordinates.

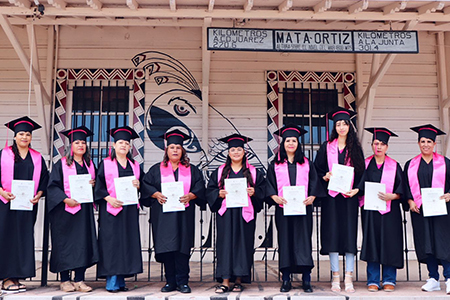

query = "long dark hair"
[
  {"left": 162, "top": 146, "right": 190, "bottom": 167},
  {"left": 110, "top": 148, "right": 135, "bottom": 163},
  {"left": 218, "top": 152, "right": 254, "bottom": 189},
  {"left": 329, "top": 119, "right": 364, "bottom": 174},
  {"left": 64, "top": 143, "right": 92, "bottom": 167},
  {"left": 274, "top": 137, "right": 305, "bottom": 165},
  {"left": 11, "top": 140, "right": 32, "bottom": 163}
]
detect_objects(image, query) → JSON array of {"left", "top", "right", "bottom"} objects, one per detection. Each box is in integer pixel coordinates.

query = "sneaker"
[
  {"left": 73, "top": 281, "right": 93, "bottom": 292},
  {"left": 446, "top": 279, "right": 450, "bottom": 294},
  {"left": 60, "top": 281, "right": 76, "bottom": 292},
  {"left": 421, "top": 278, "right": 441, "bottom": 292}
]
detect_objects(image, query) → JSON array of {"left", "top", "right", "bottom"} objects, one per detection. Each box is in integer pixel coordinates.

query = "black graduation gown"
[
  {"left": 265, "top": 159, "right": 325, "bottom": 274},
  {"left": 0, "top": 149, "right": 49, "bottom": 280},
  {"left": 358, "top": 157, "right": 405, "bottom": 268},
  {"left": 141, "top": 163, "right": 206, "bottom": 262},
  {"left": 404, "top": 156, "right": 450, "bottom": 263},
  {"left": 314, "top": 141, "right": 363, "bottom": 255},
  {"left": 94, "top": 159, "right": 144, "bottom": 278},
  {"left": 47, "top": 160, "right": 99, "bottom": 273},
  {"left": 206, "top": 167, "right": 265, "bottom": 283}
]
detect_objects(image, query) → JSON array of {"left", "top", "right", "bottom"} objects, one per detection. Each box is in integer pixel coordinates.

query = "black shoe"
[
  {"left": 302, "top": 282, "right": 313, "bottom": 293},
  {"left": 107, "top": 289, "right": 119, "bottom": 293},
  {"left": 177, "top": 284, "right": 191, "bottom": 293},
  {"left": 161, "top": 283, "right": 177, "bottom": 292},
  {"left": 119, "top": 286, "right": 129, "bottom": 292},
  {"left": 280, "top": 280, "right": 291, "bottom": 292}
]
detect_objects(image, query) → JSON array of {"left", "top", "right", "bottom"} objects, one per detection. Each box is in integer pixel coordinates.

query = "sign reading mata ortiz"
[{"left": 207, "top": 27, "right": 418, "bottom": 53}]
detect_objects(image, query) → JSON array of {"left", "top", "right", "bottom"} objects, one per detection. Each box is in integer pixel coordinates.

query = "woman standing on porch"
[
  {"left": 47, "top": 126, "right": 98, "bottom": 293},
  {"left": 94, "top": 126, "right": 144, "bottom": 293},
  {"left": 206, "top": 134, "right": 265, "bottom": 293},
  {"left": 0, "top": 116, "right": 49, "bottom": 294},
  {"left": 314, "top": 107, "right": 364, "bottom": 293}
]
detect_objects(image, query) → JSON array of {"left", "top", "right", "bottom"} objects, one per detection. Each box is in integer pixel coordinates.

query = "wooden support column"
[
  {"left": 355, "top": 53, "right": 365, "bottom": 137},
  {"left": 202, "top": 17, "right": 211, "bottom": 162},
  {"left": 436, "top": 32, "right": 450, "bottom": 155}
]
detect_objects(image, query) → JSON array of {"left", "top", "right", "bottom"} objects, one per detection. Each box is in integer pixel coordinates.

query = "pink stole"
[
  {"left": 359, "top": 155, "right": 396, "bottom": 214},
  {"left": 61, "top": 157, "right": 96, "bottom": 214},
  {"left": 0, "top": 146, "right": 41, "bottom": 205},
  {"left": 160, "top": 162, "right": 191, "bottom": 208},
  {"left": 217, "top": 163, "right": 257, "bottom": 223},
  {"left": 327, "top": 139, "right": 354, "bottom": 198},
  {"left": 274, "top": 158, "right": 310, "bottom": 207},
  {"left": 408, "top": 152, "right": 446, "bottom": 208},
  {"left": 103, "top": 157, "right": 141, "bottom": 216}
]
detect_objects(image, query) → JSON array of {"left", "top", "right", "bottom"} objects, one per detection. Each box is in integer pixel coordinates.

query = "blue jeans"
[
  {"left": 330, "top": 252, "right": 355, "bottom": 273},
  {"left": 106, "top": 275, "right": 125, "bottom": 291},
  {"left": 427, "top": 255, "right": 450, "bottom": 281},
  {"left": 366, "top": 262, "right": 396, "bottom": 287}
]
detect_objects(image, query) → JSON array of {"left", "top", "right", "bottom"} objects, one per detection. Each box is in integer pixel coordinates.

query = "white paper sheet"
[
  {"left": 363, "top": 182, "right": 387, "bottom": 211},
  {"left": 421, "top": 187, "right": 447, "bottom": 217},
  {"left": 69, "top": 174, "right": 93, "bottom": 203},
  {"left": 225, "top": 178, "right": 248, "bottom": 208},
  {"left": 114, "top": 176, "right": 139, "bottom": 206},
  {"left": 162, "top": 181, "right": 185, "bottom": 213},
  {"left": 283, "top": 185, "right": 306, "bottom": 216},
  {"left": 10, "top": 180, "right": 34, "bottom": 211},
  {"left": 328, "top": 164, "right": 354, "bottom": 193}
]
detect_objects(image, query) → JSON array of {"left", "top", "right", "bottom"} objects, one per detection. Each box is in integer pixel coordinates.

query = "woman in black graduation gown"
[
  {"left": 403, "top": 124, "right": 450, "bottom": 294},
  {"left": 266, "top": 125, "right": 324, "bottom": 293},
  {"left": 206, "top": 134, "right": 265, "bottom": 293},
  {"left": 0, "top": 116, "right": 49, "bottom": 294},
  {"left": 313, "top": 107, "right": 364, "bottom": 293},
  {"left": 350, "top": 128, "right": 405, "bottom": 292},
  {"left": 94, "top": 126, "right": 144, "bottom": 292},
  {"left": 142, "top": 129, "right": 205, "bottom": 293},
  {"left": 47, "top": 126, "right": 98, "bottom": 293}
]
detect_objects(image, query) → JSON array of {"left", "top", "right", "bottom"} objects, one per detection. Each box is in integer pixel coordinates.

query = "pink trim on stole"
[
  {"left": 160, "top": 162, "right": 191, "bottom": 208},
  {"left": 103, "top": 157, "right": 141, "bottom": 216},
  {"left": 359, "top": 155, "right": 396, "bottom": 214},
  {"left": 408, "top": 153, "right": 446, "bottom": 208},
  {"left": 0, "top": 146, "right": 41, "bottom": 205},
  {"left": 274, "top": 158, "right": 310, "bottom": 207},
  {"left": 61, "top": 157, "right": 95, "bottom": 214},
  {"left": 217, "top": 163, "right": 256, "bottom": 222},
  {"left": 326, "top": 139, "right": 354, "bottom": 198}
]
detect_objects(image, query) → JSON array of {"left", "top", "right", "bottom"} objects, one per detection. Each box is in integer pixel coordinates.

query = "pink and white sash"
[
  {"left": 359, "top": 155, "right": 396, "bottom": 214},
  {"left": 274, "top": 158, "right": 310, "bottom": 207},
  {"left": 103, "top": 157, "right": 141, "bottom": 216},
  {"left": 62, "top": 157, "right": 95, "bottom": 214},
  {"left": 217, "top": 163, "right": 257, "bottom": 222},
  {"left": 408, "top": 153, "right": 446, "bottom": 208},
  {"left": 0, "top": 146, "right": 42, "bottom": 205},
  {"left": 160, "top": 162, "right": 191, "bottom": 208},
  {"left": 327, "top": 139, "right": 354, "bottom": 198}
]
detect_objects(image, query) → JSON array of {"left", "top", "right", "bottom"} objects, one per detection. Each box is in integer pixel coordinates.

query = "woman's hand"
[
  {"left": 30, "top": 191, "right": 43, "bottom": 204},
  {"left": 344, "top": 188, "right": 359, "bottom": 198},
  {"left": 152, "top": 191, "right": 167, "bottom": 205},
  {"left": 64, "top": 198, "right": 79, "bottom": 207},
  {"left": 105, "top": 196, "right": 123, "bottom": 208},
  {"left": 180, "top": 192, "right": 196, "bottom": 204},
  {"left": 219, "top": 189, "right": 228, "bottom": 199},
  {"left": 378, "top": 192, "right": 397, "bottom": 201},
  {"left": 0, "top": 190, "right": 15, "bottom": 202},
  {"left": 440, "top": 193, "right": 450, "bottom": 202},
  {"left": 271, "top": 195, "right": 286, "bottom": 205},
  {"left": 132, "top": 179, "right": 140, "bottom": 189},
  {"left": 89, "top": 179, "right": 95, "bottom": 187},
  {"left": 323, "top": 172, "right": 332, "bottom": 182},
  {"left": 247, "top": 187, "right": 255, "bottom": 197},
  {"left": 304, "top": 196, "right": 316, "bottom": 206},
  {"left": 408, "top": 199, "right": 419, "bottom": 213}
]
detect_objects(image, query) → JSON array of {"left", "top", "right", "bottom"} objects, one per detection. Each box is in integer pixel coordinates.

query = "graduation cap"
[
  {"left": 5, "top": 116, "right": 41, "bottom": 135},
  {"left": 109, "top": 126, "right": 139, "bottom": 142},
  {"left": 327, "top": 106, "right": 357, "bottom": 123},
  {"left": 219, "top": 133, "right": 253, "bottom": 149},
  {"left": 161, "top": 129, "right": 189, "bottom": 146},
  {"left": 273, "top": 124, "right": 308, "bottom": 139},
  {"left": 61, "top": 126, "right": 94, "bottom": 142},
  {"left": 365, "top": 127, "right": 398, "bottom": 145},
  {"left": 410, "top": 124, "right": 446, "bottom": 142}
]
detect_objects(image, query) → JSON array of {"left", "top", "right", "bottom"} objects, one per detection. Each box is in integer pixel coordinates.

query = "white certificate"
[
  {"left": 225, "top": 178, "right": 248, "bottom": 208},
  {"left": 162, "top": 181, "right": 185, "bottom": 213},
  {"left": 283, "top": 185, "right": 306, "bottom": 216},
  {"left": 69, "top": 174, "right": 93, "bottom": 203},
  {"left": 328, "top": 164, "right": 354, "bottom": 193},
  {"left": 10, "top": 180, "right": 34, "bottom": 211},
  {"left": 364, "top": 182, "right": 387, "bottom": 211},
  {"left": 421, "top": 187, "right": 447, "bottom": 217},
  {"left": 114, "top": 176, "right": 138, "bottom": 206}
]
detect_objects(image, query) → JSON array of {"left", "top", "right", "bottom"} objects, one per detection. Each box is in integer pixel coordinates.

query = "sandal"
[
  {"left": 13, "top": 279, "right": 26, "bottom": 292},
  {"left": 2, "top": 279, "right": 20, "bottom": 294},
  {"left": 344, "top": 273, "right": 355, "bottom": 293},
  {"left": 215, "top": 284, "right": 229, "bottom": 293},
  {"left": 331, "top": 274, "right": 341, "bottom": 292},
  {"left": 231, "top": 283, "right": 244, "bottom": 292}
]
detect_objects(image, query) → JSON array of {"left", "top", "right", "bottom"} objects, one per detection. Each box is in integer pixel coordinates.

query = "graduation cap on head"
[
  {"left": 365, "top": 127, "right": 398, "bottom": 145},
  {"left": 273, "top": 124, "right": 308, "bottom": 139},
  {"left": 161, "top": 129, "right": 189, "bottom": 146},
  {"left": 61, "top": 126, "right": 94, "bottom": 142},
  {"left": 410, "top": 124, "right": 446, "bottom": 142},
  {"left": 5, "top": 116, "right": 41, "bottom": 135},
  {"left": 219, "top": 133, "right": 253, "bottom": 149},
  {"left": 109, "top": 126, "right": 139, "bottom": 142},
  {"left": 327, "top": 106, "right": 357, "bottom": 123}
]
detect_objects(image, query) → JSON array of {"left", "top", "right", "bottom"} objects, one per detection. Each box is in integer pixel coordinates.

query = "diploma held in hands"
[
  {"left": 364, "top": 182, "right": 386, "bottom": 211},
  {"left": 114, "top": 176, "right": 138, "bottom": 205},
  {"left": 161, "top": 181, "right": 185, "bottom": 213},
  {"left": 421, "top": 187, "right": 447, "bottom": 217},
  {"left": 283, "top": 185, "right": 306, "bottom": 216},
  {"left": 69, "top": 174, "right": 93, "bottom": 203},
  {"left": 328, "top": 164, "right": 354, "bottom": 193},
  {"left": 10, "top": 180, "right": 34, "bottom": 211},
  {"left": 225, "top": 178, "right": 248, "bottom": 208}
]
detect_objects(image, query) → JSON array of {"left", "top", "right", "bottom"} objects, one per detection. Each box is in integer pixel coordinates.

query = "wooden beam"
[
  {"left": 244, "top": 0, "right": 253, "bottom": 12},
  {"left": 202, "top": 17, "right": 211, "bottom": 161},
  {"left": 126, "top": 0, "right": 138, "bottom": 10},
  {"left": 169, "top": 0, "right": 176, "bottom": 11},
  {"left": 278, "top": 0, "right": 293, "bottom": 13},
  {"left": 208, "top": 0, "right": 214, "bottom": 12},
  {"left": 8, "top": 0, "right": 30, "bottom": 9},
  {"left": 86, "top": 0, "right": 102, "bottom": 10},
  {"left": 436, "top": 32, "right": 450, "bottom": 155},
  {"left": 47, "top": 0, "right": 67, "bottom": 10},
  {"left": 418, "top": 1, "right": 444, "bottom": 15},
  {"left": 348, "top": 0, "right": 368, "bottom": 14},
  {"left": 314, "top": 0, "right": 332, "bottom": 14},
  {"left": 383, "top": 1, "right": 406, "bottom": 15}
]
